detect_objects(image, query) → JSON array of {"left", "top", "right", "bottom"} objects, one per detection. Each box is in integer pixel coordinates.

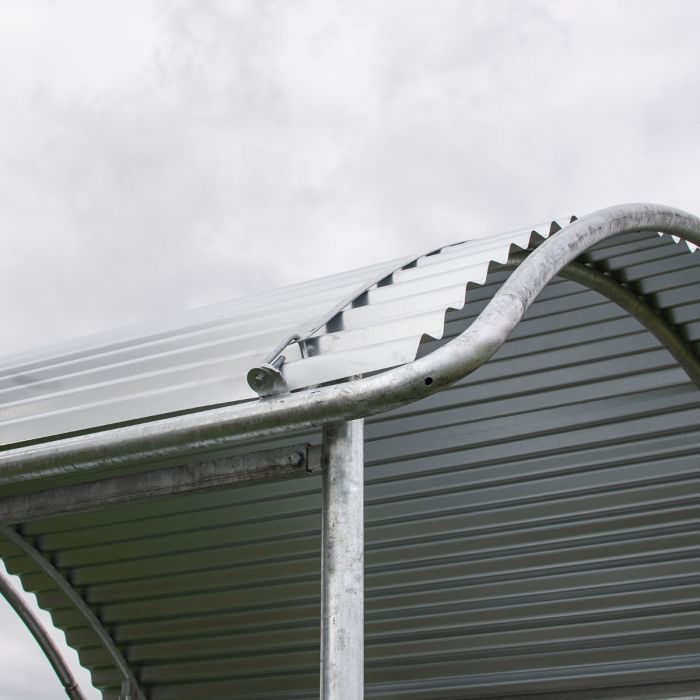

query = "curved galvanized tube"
[
  {"left": 0, "top": 569, "right": 86, "bottom": 700},
  {"left": 502, "top": 252, "right": 700, "bottom": 388},
  {"left": 0, "top": 203, "right": 699, "bottom": 486},
  {"left": 0, "top": 526, "right": 146, "bottom": 700}
]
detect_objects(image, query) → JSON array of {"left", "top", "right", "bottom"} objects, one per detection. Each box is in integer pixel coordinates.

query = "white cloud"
[{"left": 2, "top": 0, "right": 699, "bottom": 358}]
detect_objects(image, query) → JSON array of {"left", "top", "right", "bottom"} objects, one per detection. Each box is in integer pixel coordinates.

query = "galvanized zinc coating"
[
  {"left": 0, "top": 221, "right": 571, "bottom": 447},
  {"left": 1, "top": 226, "right": 699, "bottom": 699},
  {"left": 0, "top": 258, "right": 395, "bottom": 445}
]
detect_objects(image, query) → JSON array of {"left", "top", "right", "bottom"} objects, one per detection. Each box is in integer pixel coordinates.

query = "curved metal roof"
[
  {"left": 1, "top": 212, "right": 700, "bottom": 699},
  {"left": 0, "top": 219, "right": 574, "bottom": 447}
]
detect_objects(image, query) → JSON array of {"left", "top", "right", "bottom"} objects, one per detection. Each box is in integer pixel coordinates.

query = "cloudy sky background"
[{"left": 1, "top": 0, "right": 699, "bottom": 697}]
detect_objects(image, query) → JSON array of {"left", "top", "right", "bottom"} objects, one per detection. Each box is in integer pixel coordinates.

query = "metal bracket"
[
  {"left": 246, "top": 354, "right": 289, "bottom": 397},
  {"left": 246, "top": 242, "right": 460, "bottom": 398},
  {"left": 0, "top": 443, "right": 318, "bottom": 523}
]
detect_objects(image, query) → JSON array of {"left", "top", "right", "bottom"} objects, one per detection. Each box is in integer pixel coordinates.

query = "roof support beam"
[
  {"left": 321, "top": 420, "right": 364, "bottom": 700},
  {"left": 0, "top": 203, "right": 699, "bottom": 487},
  {"left": 0, "top": 443, "right": 319, "bottom": 524},
  {"left": 0, "top": 569, "right": 86, "bottom": 700},
  {"left": 0, "top": 525, "right": 146, "bottom": 700}
]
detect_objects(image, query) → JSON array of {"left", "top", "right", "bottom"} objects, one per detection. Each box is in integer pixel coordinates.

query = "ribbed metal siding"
[{"left": 1, "top": 230, "right": 699, "bottom": 699}]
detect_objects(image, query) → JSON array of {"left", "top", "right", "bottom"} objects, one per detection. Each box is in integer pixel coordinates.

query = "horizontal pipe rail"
[
  {"left": 0, "top": 203, "right": 698, "bottom": 487},
  {"left": 0, "top": 444, "right": 320, "bottom": 524}
]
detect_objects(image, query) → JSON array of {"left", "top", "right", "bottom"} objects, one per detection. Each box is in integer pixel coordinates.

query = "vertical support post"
[{"left": 321, "top": 419, "right": 364, "bottom": 700}]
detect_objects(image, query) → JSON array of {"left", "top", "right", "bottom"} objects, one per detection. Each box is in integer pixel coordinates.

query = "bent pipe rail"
[
  {"left": 0, "top": 570, "right": 86, "bottom": 700},
  {"left": 0, "top": 203, "right": 699, "bottom": 486}
]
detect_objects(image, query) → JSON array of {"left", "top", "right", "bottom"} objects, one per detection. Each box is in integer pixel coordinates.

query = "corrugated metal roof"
[
  {"left": 0, "top": 220, "right": 575, "bottom": 447},
  {"left": 0, "top": 258, "right": 395, "bottom": 446},
  {"left": 1, "top": 226, "right": 699, "bottom": 699}
]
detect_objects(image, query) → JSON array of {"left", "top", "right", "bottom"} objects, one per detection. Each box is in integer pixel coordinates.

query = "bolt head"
[
  {"left": 252, "top": 370, "right": 268, "bottom": 389},
  {"left": 288, "top": 451, "right": 304, "bottom": 467}
]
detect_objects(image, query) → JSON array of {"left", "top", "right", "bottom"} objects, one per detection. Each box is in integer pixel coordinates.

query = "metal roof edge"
[{"left": 0, "top": 203, "right": 699, "bottom": 490}]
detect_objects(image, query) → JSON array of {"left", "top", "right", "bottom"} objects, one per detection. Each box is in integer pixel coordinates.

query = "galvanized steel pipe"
[
  {"left": 321, "top": 420, "right": 364, "bottom": 700},
  {"left": 0, "top": 203, "right": 699, "bottom": 486}
]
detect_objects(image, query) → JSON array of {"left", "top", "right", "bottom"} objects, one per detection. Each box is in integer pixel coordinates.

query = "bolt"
[
  {"left": 252, "top": 370, "right": 267, "bottom": 389},
  {"left": 288, "top": 451, "right": 304, "bottom": 467}
]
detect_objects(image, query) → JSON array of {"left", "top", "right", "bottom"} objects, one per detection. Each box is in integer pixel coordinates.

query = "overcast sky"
[{"left": 1, "top": 1, "right": 699, "bottom": 697}]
